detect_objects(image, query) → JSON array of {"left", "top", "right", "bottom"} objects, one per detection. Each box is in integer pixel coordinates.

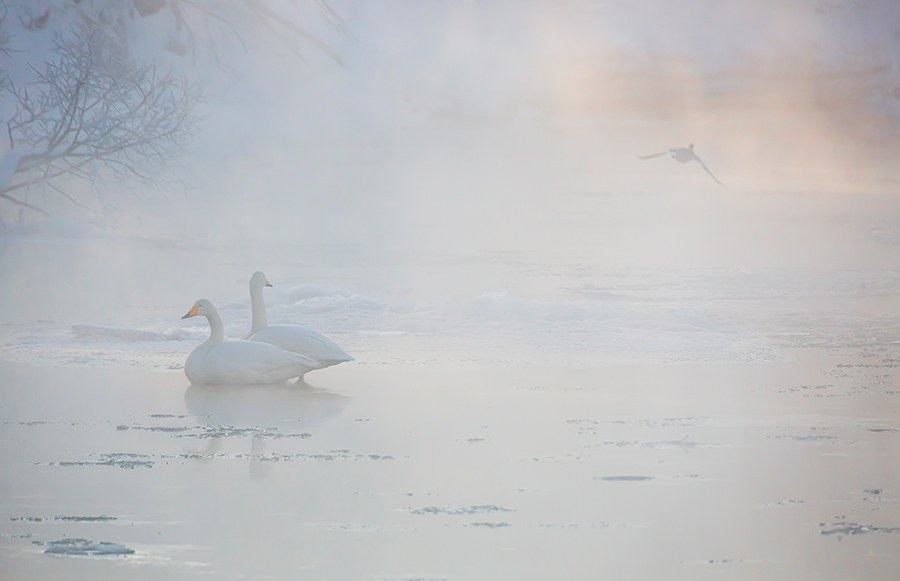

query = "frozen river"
[
  {"left": 2, "top": 0, "right": 900, "bottom": 578},
  {"left": 1, "top": 187, "right": 899, "bottom": 579},
  {"left": 1, "top": 352, "right": 899, "bottom": 579}
]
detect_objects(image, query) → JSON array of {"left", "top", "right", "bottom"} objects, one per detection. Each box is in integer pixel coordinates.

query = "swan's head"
[
  {"left": 182, "top": 299, "right": 215, "bottom": 319},
  {"left": 688, "top": 143, "right": 694, "bottom": 149},
  {"left": 250, "top": 271, "right": 273, "bottom": 289}
]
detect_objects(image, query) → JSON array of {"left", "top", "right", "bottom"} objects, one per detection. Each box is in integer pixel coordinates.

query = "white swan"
[
  {"left": 181, "top": 299, "right": 319, "bottom": 385},
  {"left": 246, "top": 271, "right": 354, "bottom": 368}
]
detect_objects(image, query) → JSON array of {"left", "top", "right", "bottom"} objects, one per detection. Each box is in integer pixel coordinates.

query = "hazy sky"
[
  {"left": 0, "top": 0, "right": 898, "bottom": 326},
  {"left": 1, "top": 1, "right": 898, "bottom": 250}
]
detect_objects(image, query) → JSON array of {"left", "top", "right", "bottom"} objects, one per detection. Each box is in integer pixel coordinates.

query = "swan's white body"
[
  {"left": 182, "top": 299, "right": 319, "bottom": 385},
  {"left": 246, "top": 272, "right": 353, "bottom": 369}
]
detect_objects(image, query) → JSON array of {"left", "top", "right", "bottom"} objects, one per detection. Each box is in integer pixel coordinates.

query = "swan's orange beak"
[
  {"left": 265, "top": 278, "right": 273, "bottom": 287},
  {"left": 181, "top": 304, "right": 200, "bottom": 319}
]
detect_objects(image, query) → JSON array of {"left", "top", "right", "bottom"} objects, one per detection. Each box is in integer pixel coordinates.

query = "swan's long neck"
[
  {"left": 249, "top": 282, "right": 268, "bottom": 335},
  {"left": 202, "top": 308, "right": 225, "bottom": 346}
]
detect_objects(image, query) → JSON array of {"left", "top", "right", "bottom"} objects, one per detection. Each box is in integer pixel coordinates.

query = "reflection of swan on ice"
[
  {"left": 184, "top": 381, "right": 349, "bottom": 428},
  {"left": 183, "top": 381, "right": 350, "bottom": 480},
  {"left": 181, "top": 299, "right": 320, "bottom": 384},
  {"left": 246, "top": 271, "right": 354, "bottom": 369},
  {"left": 638, "top": 143, "right": 725, "bottom": 186}
]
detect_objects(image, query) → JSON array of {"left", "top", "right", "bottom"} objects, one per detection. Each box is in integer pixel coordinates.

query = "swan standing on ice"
[
  {"left": 181, "top": 299, "right": 319, "bottom": 384},
  {"left": 638, "top": 143, "right": 725, "bottom": 186},
  {"left": 247, "top": 271, "right": 354, "bottom": 369}
]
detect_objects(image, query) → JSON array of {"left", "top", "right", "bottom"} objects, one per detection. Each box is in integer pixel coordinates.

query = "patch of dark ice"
[
  {"left": 758, "top": 499, "right": 805, "bottom": 508},
  {"left": 117, "top": 424, "right": 190, "bottom": 433},
  {"left": 820, "top": 522, "right": 900, "bottom": 536},
  {"left": 54, "top": 453, "right": 153, "bottom": 469},
  {"left": 174, "top": 425, "right": 312, "bottom": 439},
  {"left": 409, "top": 505, "right": 513, "bottom": 516},
  {"left": 43, "top": 538, "right": 134, "bottom": 556}
]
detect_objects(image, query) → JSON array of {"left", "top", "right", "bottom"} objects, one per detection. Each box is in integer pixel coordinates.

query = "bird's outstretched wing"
[
  {"left": 692, "top": 154, "right": 725, "bottom": 186},
  {"left": 637, "top": 151, "right": 669, "bottom": 160}
]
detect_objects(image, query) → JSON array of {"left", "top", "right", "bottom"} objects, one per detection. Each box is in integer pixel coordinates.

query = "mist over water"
[
  {"left": 165, "top": 0, "right": 900, "bottom": 267},
  {"left": 0, "top": 0, "right": 897, "bottom": 360},
  {"left": 2, "top": 3, "right": 900, "bottom": 579}
]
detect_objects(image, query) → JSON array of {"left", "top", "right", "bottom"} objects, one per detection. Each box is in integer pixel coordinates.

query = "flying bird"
[{"left": 638, "top": 143, "right": 724, "bottom": 186}]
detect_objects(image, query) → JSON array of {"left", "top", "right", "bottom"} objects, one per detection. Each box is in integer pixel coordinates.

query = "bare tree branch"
[
  {"left": 0, "top": 191, "right": 49, "bottom": 215},
  {"left": 163, "top": 0, "right": 344, "bottom": 65},
  {"left": 0, "top": 19, "right": 201, "bottom": 215},
  {"left": 0, "top": 2, "right": 11, "bottom": 57},
  {"left": 1, "top": 1, "right": 341, "bottom": 219},
  {"left": 240, "top": 0, "right": 343, "bottom": 65}
]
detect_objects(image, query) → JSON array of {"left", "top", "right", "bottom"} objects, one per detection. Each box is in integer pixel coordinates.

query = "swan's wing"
[
  {"left": 637, "top": 150, "right": 669, "bottom": 160},
  {"left": 692, "top": 154, "right": 725, "bottom": 186},
  {"left": 207, "top": 341, "right": 319, "bottom": 383},
  {"left": 250, "top": 325, "right": 353, "bottom": 364}
]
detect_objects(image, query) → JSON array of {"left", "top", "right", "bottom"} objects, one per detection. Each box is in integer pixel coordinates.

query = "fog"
[
  {"left": 2, "top": 0, "right": 898, "bottom": 323},
  {"left": 184, "top": 0, "right": 898, "bottom": 242},
  {"left": 157, "top": 0, "right": 900, "bottom": 271},
  {"left": 1, "top": 2, "right": 900, "bottom": 579}
]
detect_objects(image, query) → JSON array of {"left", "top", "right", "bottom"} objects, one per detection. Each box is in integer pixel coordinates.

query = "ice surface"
[{"left": 1, "top": 356, "right": 898, "bottom": 579}]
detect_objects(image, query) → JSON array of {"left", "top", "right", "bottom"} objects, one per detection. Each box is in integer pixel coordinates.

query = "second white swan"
[{"left": 247, "top": 271, "right": 354, "bottom": 369}]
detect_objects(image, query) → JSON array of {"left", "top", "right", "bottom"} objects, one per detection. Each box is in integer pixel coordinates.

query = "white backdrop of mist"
[{"left": 1, "top": 0, "right": 899, "bottom": 327}]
